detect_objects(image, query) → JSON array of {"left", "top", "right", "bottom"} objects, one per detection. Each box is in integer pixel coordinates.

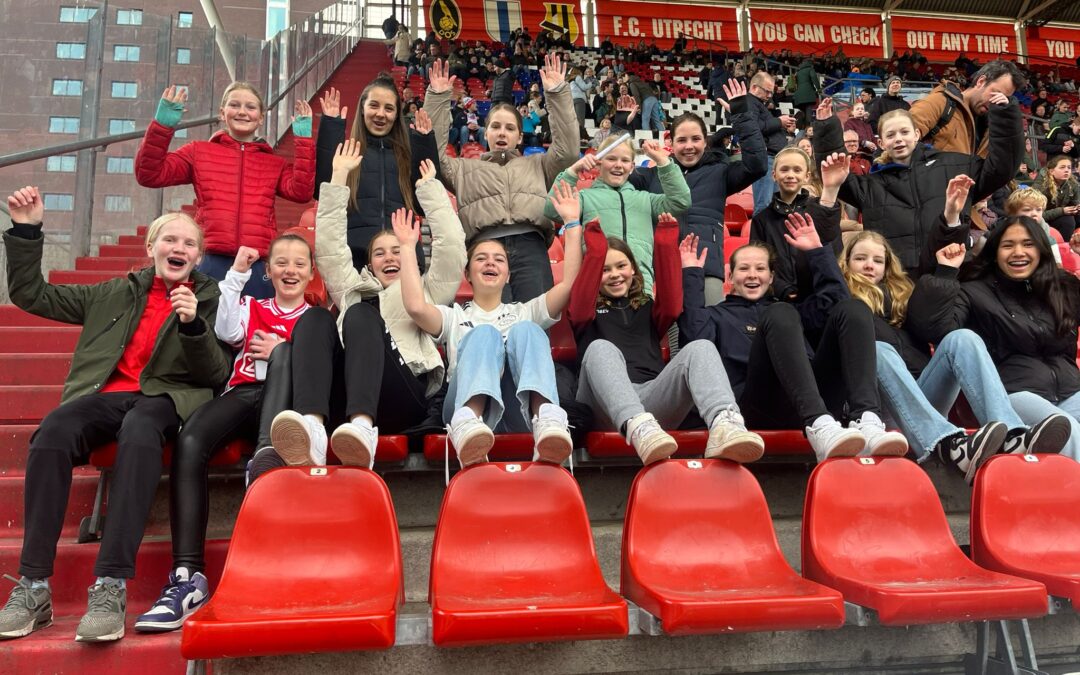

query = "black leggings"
[
  {"left": 291, "top": 303, "right": 430, "bottom": 433},
  {"left": 170, "top": 346, "right": 292, "bottom": 573},
  {"left": 738, "top": 299, "right": 880, "bottom": 429}
]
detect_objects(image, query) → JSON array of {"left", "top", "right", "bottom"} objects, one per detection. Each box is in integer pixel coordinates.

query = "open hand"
[
  {"left": 820, "top": 152, "right": 850, "bottom": 190},
  {"left": 721, "top": 79, "right": 747, "bottom": 101},
  {"left": 391, "top": 207, "right": 420, "bottom": 245},
  {"left": 416, "top": 158, "right": 437, "bottom": 186},
  {"left": 782, "top": 212, "right": 822, "bottom": 251},
  {"left": 944, "top": 174, "right": 975, "bottom": 223},
  {"left": 549, "top": 180, "right": 581, "bottom": 224},
  {"left": 231, "top": 246, "right": 260, "bottom": 274},
  {"left": 411, "top": 107, "right": 433, "bottom": 135},
  {"left": 987, "top": 92, "right": 1009, "bottom": 107},
  {"left": 428, "top": 59, "right": 456, "bottom": 94},
  {"left": 935, "top": 242, "right": 966, "bottom": 268},
  {"left": 7, "top": 186, "right": 43, "bottom": 225},
  {"left": 320, "top": 87, "right": 346, "bottom": 119},
  {"left": 161, "top": 85, "right": 188, "bottom": 106},
  {"left": 679, "top": 234, "right": 707, "bottom": 268},
  {"left": 815, "top": 97, "right": 833, "bottom": 121},
  {"left": 332, "top": 139, "right": 363, "bottom": 174},
  {"left": 294, "top": 99, "right": 312, "bottom": 118},
  {"left": 170, "top": 285, "right": 198, "bottom": 324},
  {"left": 539, "top": 52, "right": 567, "bottom": 90}
]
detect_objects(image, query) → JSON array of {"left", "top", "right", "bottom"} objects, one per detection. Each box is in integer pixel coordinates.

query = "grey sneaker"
[
  {"left": 0, "top": 575, "right": 52, "bottom": 640},
  {"left": 75, "top": 581, "right": 126, "bottom": 642}
]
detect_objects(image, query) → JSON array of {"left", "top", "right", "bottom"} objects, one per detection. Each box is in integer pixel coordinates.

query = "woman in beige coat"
[
  {"left": 425, "top": 54, "right": 579, "bottom": 301},
  {"left": 268, "top": 138, "right": 466, "bottom": 469}
]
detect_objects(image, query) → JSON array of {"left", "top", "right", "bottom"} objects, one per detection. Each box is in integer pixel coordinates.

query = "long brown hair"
[
  {"left": 839, "top": 231, "right": 913, "bottom": 326},
  {"left": 1039, "top": 155, "right": 1072, "bottom": 206},
  {"left": 347, "top": 75, "right": 414, "bottom": 214},
  {"left": 598, "top": 238, "right": 648, "bottom": 310}
]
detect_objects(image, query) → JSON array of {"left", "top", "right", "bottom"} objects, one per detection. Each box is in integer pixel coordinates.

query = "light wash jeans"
[
  {"left": 751, "top": 154, "right": 776, "bottom": 216},
  {"left": 876, "top": 329, "right": 1025, "bottom": 461},
  {"left": 442, "top": 322, "right": 559, "bottom": 432},
  {"left": 1008, "top": 391, "right": 1080, "bottom": 462},
  {"left": 641, "top": 96, "right": 659, "bottom": 131}
]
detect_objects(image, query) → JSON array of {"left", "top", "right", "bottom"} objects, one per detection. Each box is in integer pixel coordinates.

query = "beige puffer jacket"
[
  {"left": 314, "top": 179, "right": 466, "bottom": 398},
  {"left": 425, "top": 82, "right": 579, "bottom": 243}
]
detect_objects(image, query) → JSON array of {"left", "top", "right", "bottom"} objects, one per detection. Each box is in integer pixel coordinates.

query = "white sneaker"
[
  {"left": 850, "top": 411, "right": 908, "bottom": 457},
  {"left": 531, "top": 403, "right": 573, "bottom": 464},
  {"left": 270, "top": 410, "right": 328, "bottom": 466},
  {"left": 331, "top": 420, "right": 378, "bottom": 469},
  {"left": 805, "top": 415, "right": 865, "bottom": 463},
  {"left": 706, "top": 408, "right": 765, "bottom": 463},
  {"left": 447, "top": 408, "right": 494, "bottom": 467},
  {"left": 626, "top": 412, "right": 677, "bottom": 465}
]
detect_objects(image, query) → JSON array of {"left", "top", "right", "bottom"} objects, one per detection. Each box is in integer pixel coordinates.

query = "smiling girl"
[
  {"left": 2, "top": 187, "right": 231, "bottom": 643},
  {"left": 135, "top": 83, "right": 316, "bottom": 299}
]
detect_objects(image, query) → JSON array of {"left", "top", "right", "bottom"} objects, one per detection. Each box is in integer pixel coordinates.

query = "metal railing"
[{"left": 0, "top": 1, "right": 363, "bottom": 262}]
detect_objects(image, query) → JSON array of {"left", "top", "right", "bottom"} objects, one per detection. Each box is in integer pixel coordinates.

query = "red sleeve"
[
  {"left": 276, "top": 135, "right": 316, "bottom": 203},
  {"left": 134, "top": 120, "right": 195, "bottom": 188},
  {"left": 651, "top": 214, "right": 682, "bottom": 335},
  {"left": 567, "top": 219, "right": 607, "bottom": 334}
]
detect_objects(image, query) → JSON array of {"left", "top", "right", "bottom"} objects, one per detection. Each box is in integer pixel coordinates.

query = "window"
[
  {"left": 56, "top": 42, "right": 86, "bottom": 59},
  {"left": 116, "top": 9, "right": 142, "bottom": 25},
  {"left": 176, "top": 48, "right": 191, "bottom": 64},
  {"left": 105, "top": 195, "right": 132, "bottom": 212},
  {"left": 44, "top": 194, "right": 75, "bottom": 211},
  {"left": 49, "top": 117, "right": 80, "bottom": 133},
  {"left": 108, "top": 119, "right": 136, "bottom": 134},
  {"left": 106, "top": 157, "right": 134, "bottom": 174},
  {"left": 59, "top": 6, "right": 97, "bottom": 22},
  {"left": 46, "top": 156, "right": 77, "bottom": 172},
  {"left": 111, "top": 81, "right": 138, "bottom": 98},
  {"left": 266, "top": 5, "right": 287, "bottom": 39},
  {"left": 52, "top": 79, "right": 83, "bottom": 96},
  {"left": 177, "top": 11, "right": 193, "bottom": 28},
  {"left": 113, "top": 45, "right": 140, "bottom": 62}
]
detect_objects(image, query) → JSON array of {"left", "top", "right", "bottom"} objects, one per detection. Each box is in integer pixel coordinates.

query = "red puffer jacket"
[{"left": 135, "top": 121, "right": 315, "bottom": 256}]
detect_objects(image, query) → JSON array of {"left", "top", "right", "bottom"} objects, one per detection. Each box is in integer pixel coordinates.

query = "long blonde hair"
[
  {"left": 839, "top": 231, "right": 912, "bottom": 326},
  {"left": 875, "top": 109, "right": 918, "bottom": 165}
]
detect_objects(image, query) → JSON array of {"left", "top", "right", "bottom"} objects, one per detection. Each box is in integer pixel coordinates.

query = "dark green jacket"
[
  {"left": 792, "top": 61, "right": 820, "bottom": 108},
  {"left": 4, "top": 225, "right": 232, "bottom": 420}
]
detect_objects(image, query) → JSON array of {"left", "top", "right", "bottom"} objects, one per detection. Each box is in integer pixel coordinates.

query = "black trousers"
[
  {"left": 1049, "top": 214, "right": 1078, "bottom": 241},
  {"left": 493, "top": 231, "right": 554, "bottom": 303},
  {"left": 170, "top": 345, "right": 292, "bottom": 573},
  {"left": 21, "top": 392, "right": 179, "bottom": 579},
  {"left": 738, "top": 299, "right": 880, "bottom": 429},
  {"left": 291, "top": 303, "right": 429, "bottom": 433}
]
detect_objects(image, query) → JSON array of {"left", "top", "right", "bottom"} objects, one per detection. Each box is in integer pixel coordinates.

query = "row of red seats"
[{"left": 179, "top": 452, "right": 1078, "bottom": 658}]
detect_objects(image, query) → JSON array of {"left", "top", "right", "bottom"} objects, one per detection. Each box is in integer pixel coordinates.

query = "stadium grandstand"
[{"left": 3, "top": 0, "right": 1080, "bottom": 673}]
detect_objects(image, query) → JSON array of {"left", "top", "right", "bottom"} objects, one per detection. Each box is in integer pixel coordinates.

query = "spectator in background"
[
  {"left": 1036, "top": 155, "right": 1080, "bottom": 240},
  {"left": 386, "top": 24, "right": 411, "bottom": 67},
  {"left": 489, "top": 62, "right": 515, "bottom": 105},
  {"left": 746, "top": 71, "right": 797, "bottom": 214},
  {"left": 859, "top": 86, "right": 876, "bottom": 108},
  {"left": 868, "top": 77, "right": 909, "bottom": 130},
  {"left": 1050, "top": 99, "right": 1073, "bottom": 128},
  {"left": 844, "top": 130, "right": 872, "bottom": 175},
  {"left": 613, "top": 84, "right": 639, "bottom": 130},
  {"left": 589, "top": 117, "right": 613, "bottom": 149},
  {"left": 844, "top": 101, "right": 877, "bottom": 156},
  {"left": 571, "top": 66, "right": 597, "bottom": 134},
  {"left": 792, "top": 59, "right": 821, "bottom": 120},
  {"left": 1044, "top": 112, "right": 1080, "bottom": 161}
]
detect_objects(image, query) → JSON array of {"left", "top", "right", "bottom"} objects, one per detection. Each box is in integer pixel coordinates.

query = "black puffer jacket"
[
  {"left": 630, "top": 94, "right": 768, "bottom": 279},
  {"left": 747, "top": 94, "right": 789, "bottom": 156},
  {"left": 679, "top": 246, "right": 850, "bottom": 397},
  {"left": 907, "top": 265, "right": 1080, "bottom": 403},
  {"left": 314, "top": 116, "right": 438, "bottom": 270},
  {"left": 873, "top": 311, "right": 931, "bottom": 378},
  {"left": 748, "top": 191, "right": 841, "bottom": 301},
  {"left": 834, "top": 101, "right": 1023, "bottom": 276}
]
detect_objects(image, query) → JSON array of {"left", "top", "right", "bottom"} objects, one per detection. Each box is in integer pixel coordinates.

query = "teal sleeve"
[
  {"left": 154, "top": 98, "right": 185, "bottom": 128},
  {"left": 292, "top": 115, "right": 312, "bottom": 138}
]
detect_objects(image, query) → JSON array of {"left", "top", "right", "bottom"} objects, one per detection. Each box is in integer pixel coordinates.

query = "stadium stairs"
[{"left": 4, "top": 39, "right": 1080, "bottom": 675}]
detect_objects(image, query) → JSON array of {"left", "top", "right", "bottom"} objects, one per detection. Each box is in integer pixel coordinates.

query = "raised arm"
[
  {"left": 414, "top": 159, "right": 467, "bottom": 304},
  {"left": 643, "top": 141, "right": 691, "bottom": 217},
  {"left": 135, "top": 86, "right": 197, "bottom": 188},
  {"left": 409, "top": 108, "right": 441, "bottom": 185},
  {"left": 906, "top": 244, "right": 971, "bottom": 344},
  {"left": 544, "top": 181, "right": 584, "bottom": 317},
  {"left": 313, "top": 87, "right": 348, "bottom": 200},
  {"left": 566, "top": 220, "right": 607, "bottom": 332},
  {"left": 650, "top": 213, "right": 683, "bottom": 335},
  {"left": 538, "top": 53, "right": 581, "bottom": 182},
  {"left": 276, "top": 99, "right": 316, "bottom": 203},
  {"left": 543, "top": 154, "right": 592, "bottom": 221},
  {"left": 425, "top": 60, "right": 462, "bottom": 186},
  {"left": 971, "top": 95, "right": 1024, "bottom": 201},
  {"left": 393, "top": 207, "right": 444, "bottom": 336},
  {"left": 677, "top": 234, "right": 716, "bottom": 342},
  {"left": 724, "top": 80, "right": 768, "bottom": 192},
  {"left": 215, "top": 247, "right": 259, "bottom": 345}
]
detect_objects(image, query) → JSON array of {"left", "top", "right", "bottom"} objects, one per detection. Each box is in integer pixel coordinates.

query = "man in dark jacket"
[
  {"left": 490, "top": 63, "right": 515, "bottom": 105},
  {"left": 867, "top": 76, "right": 909, "bottom": 130},
  {"left": 746, "top": 71, "right": 796, "bottom": 215},
  {"left": 1043, "top": 112, "right": 1080, "bottom": 160},
  {"left": 631, "top": 80, "right": 768, "bottom": 303}
]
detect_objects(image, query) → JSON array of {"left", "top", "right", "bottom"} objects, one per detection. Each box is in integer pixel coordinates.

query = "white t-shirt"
[{"left": 436, "top": 295, "right": 557, "bottom": 377}]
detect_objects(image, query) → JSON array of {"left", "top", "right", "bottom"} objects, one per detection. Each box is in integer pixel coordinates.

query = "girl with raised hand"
[
  {"left": 825, "top": 99, "right": 1023, "bottom": 277},
  {"left": 547, "top": 137, "right": 690, "bottom": 294},
  {"left": 1034, "top": 155, "right": 1080, "bottom": 240},
  {"left": 749, "top": 149, "right": 845, "bottom": 302},
  {"left": 907, "top": 216, "right": 1080, "bottom": 462},
  {"left": 135, "top": 234, "right": 314, "bottom": 633},
  {"left": 399, "top": 181, "right": 585, "bottom": 468},
  {"left": 841, "top": 230, "right": 1069, "bottom": 483},
  {"left": 265, "top": 144, "right": 466, "bottom": 470},
  {"left": 629, "top": 79, "right": 768, "bottom": 305},
  {"left": 567, "top": 214, "right": 765, "bottom": 465},
  {"left": 135, "top": 83, "right": 316, "bottom": 299},
  {"left": 425, "top": 54, "right": 580, "bottom": 302},
  {"left": 0, "top": 187, "right": 231, "bottom": 644},
  {"left": 679, "top": 212, "right": 908, "bottom": 463},
  {"left": 312, "top": 82, "right": 439, "bottom": 271}
]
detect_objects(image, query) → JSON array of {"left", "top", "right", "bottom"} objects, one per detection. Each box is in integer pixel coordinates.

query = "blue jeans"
[
  {"left": 876, "top": 329, "right": 1025, "bottom": 460},
  {"left": 1008, "top": 391, "right": 1080, "bottom": 462},
  {"left": 443, "top": 322, "right": 559, "bottom": 432},
  {"left": 751, "top": 154, "right": 776, "bottom": 216},
  {"left": 641, "top": 96, "right": 660, "bottom": 131},
  {"left": 197, "top": 253, "right": 273, "bottom": 299}
]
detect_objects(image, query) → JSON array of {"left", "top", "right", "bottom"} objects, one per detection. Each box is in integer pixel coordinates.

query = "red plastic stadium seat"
[
  {"left": 549, "top": 315, "right": 577, "bottom": 362},
  {"left": 802, "top": 457, "right": 1048, "bottom": 625},
  {"left": 971, "top": 454, "right": 1080, "bottom": 605},
  {"left": 328, "top": 435, "right": 410, "bottom": 465},
  {"left": 622, "top": 460, "right": 844, "bottom": 635},
  {"left": 461, "top": 142, "right": 484, "bottom": 159},
  {"left": 548, "top": 236, "right": 564, "bottom": 262},
  {"left": 423, "top": 433, "right": 534, "bottom": 462},
  {"left": 724, "top": 236, "right": 750, "bottom": 263},
  {"left": 90, "top": 440, "right": 244, "bottom": 468},
  {"left": 728, "top": 189, "right": 753, "bottom": 212},
  {"left": 586, "top": 429, "right": 811, "bottom": 458},
  {"left": 429, "top": 462, "right": 628, "bottom": 646},
  {"left": 724, "top": 203, "right": 748, "bottom": 227},
  {"left": 182, "top": 467, "right": 403, "bottom": 658}
]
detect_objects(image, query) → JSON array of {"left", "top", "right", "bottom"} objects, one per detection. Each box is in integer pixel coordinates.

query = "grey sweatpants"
[{"left": 576, "top": 339, "right": 739, "bottom": 433}]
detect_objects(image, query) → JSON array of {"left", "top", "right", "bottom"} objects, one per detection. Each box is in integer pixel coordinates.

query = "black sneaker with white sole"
[
  {"left": 937, "top": 421, "right": 1008, "bottom": 485},
  {"left": 1001, "top": 413, "right": 1071, "bottom": 455}
]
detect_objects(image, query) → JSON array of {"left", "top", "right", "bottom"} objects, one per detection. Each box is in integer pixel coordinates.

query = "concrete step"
[
  {"left": 0, "top": 326, "right": 80, "bottom": 353},
  {"left": 0, "top": 305, "right": 69, "bottom": 328},
  {"left": 0, "top": 353, "right": 72, "bottom": 385},
  {"left": 0, "top": 469, "right": 100, "bottom": 538},
  {"left": 99, "top": 244, "right": 149, "bottom": 258},
  {"left": 117, "top": 235, "right": 143, "bottom": 246},
  {"left": 76, "top": 256, "right": 149, "bottom": 271},
  {"left": 0, "top": 385, "right": 62, "bottom": 423},
  {"left": 49, "top": 269, "right": 124, "bottom": 285},
  {"left": 0, "top": 425, "right": 36, "bottom": 470}
]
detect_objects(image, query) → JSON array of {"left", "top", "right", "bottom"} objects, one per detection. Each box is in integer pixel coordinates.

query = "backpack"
[{"left": 923, "top": 83, "right": 962, "bottom": 143}]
